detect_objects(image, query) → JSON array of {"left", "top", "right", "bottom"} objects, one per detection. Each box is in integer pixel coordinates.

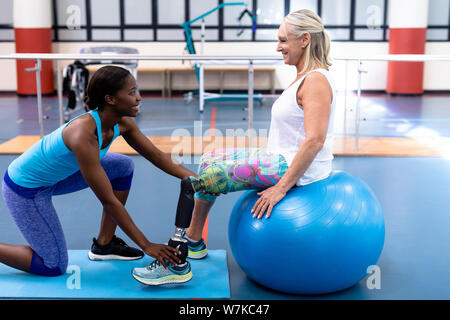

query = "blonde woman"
[{"left": 133, "top": 9, "right": 337, "bottom": 283}]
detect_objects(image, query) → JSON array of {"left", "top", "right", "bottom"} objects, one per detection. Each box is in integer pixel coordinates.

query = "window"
[
  {"left": 256, "top": 0, "right": 285, "bottom": 25},
  {"left": 321, "top": 0, "right": 351, "bottom": 26},
  {"left": 354, "top": 0, "right": 386, "bottom": 40},
  {"left": 428, "top": 0, "right": 450, "bottom": 25},
  {"left": 157, "top": 0, "right": 185, "bottom": 24},
  {"left": 187, "top": 0, "right": 219, "bottom": 41},
  {"left": 91, "top": 29, "right": 121, "bottom": 41},
  {"left": 0, "top": 0, "right": 13, "bottom": 41},
  {"left": 124, "top": 29, "right": 153, "bottom": 41},
  {"left": 427, "top": 0, "right": 450, "bottom": 40},
  {"left": 56, "top": 0, "right": 87, "bottom": 29},
  {"left": 289, "top": 0, "right": 317, "bottom": 13},
  {"left": 45, "top": 0, "right": 449, "bottom": 42},
  {"left": 355, "top": 0, "right": 384, "bottom": 27},
  {"left": 190, "top": 0, "right": 219, "bottom": 26},
  {"left": 91, "top": 0, "right": 120, "bottom": 26},
  {"left": 0, "top": 0, "right": 13, "bottom": 25},
  {"left": 223, "top": 0, "right": 254, "bottom": 41},
  {"left": 54, "top": 0, "right": 87, "bottom": 41},
  {"left": 125, "top": 0, "right": 152, "bottom": 25}
]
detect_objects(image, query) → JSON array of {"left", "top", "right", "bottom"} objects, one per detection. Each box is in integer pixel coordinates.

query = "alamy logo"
[
  {"left": 366, "top": 5, "right": 382, "bottom": 30},
  {"left": 366, "top": 265, "right": 381, "bottom": 290},
  {"left": 66, "top": 265, "right": 81, "bottom": 290},
  {"left": 66, "top": 5, "right": 81, "bottom": 30}
]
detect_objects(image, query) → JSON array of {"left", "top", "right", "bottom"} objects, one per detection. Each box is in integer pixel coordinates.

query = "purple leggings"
[
  {"left": 194, "top": 148, "right": 288, "bottom": 202},
  {"left": 2, "top": 153, "right": 134, "bottom": 276}
]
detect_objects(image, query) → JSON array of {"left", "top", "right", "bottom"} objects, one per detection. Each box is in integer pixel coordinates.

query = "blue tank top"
[{"left": 7, "top": 109, "right": 120, "bottom": 188}]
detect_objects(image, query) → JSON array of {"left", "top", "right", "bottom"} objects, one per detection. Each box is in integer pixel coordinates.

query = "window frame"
[{"left": 0, "top": 0, "right": 448, "bottom": 42}]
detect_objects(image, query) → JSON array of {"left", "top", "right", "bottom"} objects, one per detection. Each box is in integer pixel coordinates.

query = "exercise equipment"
[
  {"left": 0, "top": 250, "right": 230, "bottom": 299},
  {"left": 228, "top": 171, "right": 385, "bottom": 295},
  {"left": 180, "top": 2, "right": 262, "bottom": 110}
]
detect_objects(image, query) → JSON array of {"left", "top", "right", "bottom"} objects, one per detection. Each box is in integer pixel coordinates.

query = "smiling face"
[
  {"left": 106, "top": 74, "right": 142, "bottom": 117},
  {"left": 276, "top": 20, "right": 309, "bottom": 70}
]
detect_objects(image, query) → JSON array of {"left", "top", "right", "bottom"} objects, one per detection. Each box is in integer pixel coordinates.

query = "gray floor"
[{"left": 0, "top": 154, "right": 449, "bottom": 299}]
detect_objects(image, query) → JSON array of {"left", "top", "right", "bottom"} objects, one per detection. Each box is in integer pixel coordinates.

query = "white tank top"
[{"left": 266, "top": 68, "right": 336, "bottom": 186}]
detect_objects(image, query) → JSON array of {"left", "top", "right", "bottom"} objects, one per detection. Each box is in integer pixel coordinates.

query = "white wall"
[
  {"left": 0, "top": 41, "right": 449, "bottom": 92},
  {"left": 424, "top": 42, "right": 450, "bottom": 91},
  {"left": 0, "top": 43, "right": 17, "bottom": 91}
]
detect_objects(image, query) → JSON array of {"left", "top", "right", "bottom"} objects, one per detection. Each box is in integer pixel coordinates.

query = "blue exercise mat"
[{"left": 0, "top": 250, "right": 230, "bottom": 299}]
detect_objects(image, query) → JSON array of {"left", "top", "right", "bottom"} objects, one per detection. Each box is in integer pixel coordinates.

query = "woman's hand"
[
  {"left": 144, "top": 243, "right": 182, "bottom": 268},
  {"left": 251, "top": 186, "right": 286, "bottom": 219}
]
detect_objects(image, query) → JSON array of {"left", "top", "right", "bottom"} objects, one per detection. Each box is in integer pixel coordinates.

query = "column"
[
  {"left": 386, "top": 0, "right": 429, "bottom": 94},
  {"left": 14, "top": 0, "right": 53, "bottom": 95}
]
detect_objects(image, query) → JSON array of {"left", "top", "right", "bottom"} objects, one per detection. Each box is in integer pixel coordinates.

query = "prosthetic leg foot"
[{"left": 168, "top": 176, "right": 196, "bottom": 263}]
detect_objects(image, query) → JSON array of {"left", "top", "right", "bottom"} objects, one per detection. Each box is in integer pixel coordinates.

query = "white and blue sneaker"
[
  {"left": 184, "top": 236, "right": 208, "bottom": 260},
  {"left": 131, "top": 259, "right": 192, "bottom": 285}
]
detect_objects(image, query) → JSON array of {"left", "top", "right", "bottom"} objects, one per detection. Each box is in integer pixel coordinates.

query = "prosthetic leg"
[{"left": 168, "top": 176, "right": 196, "bottom": 263}]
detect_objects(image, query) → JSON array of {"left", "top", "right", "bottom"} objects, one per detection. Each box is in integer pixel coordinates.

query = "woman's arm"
[
  {"left": 120, "top": 117, "right": 198, "bottom": 179},
  {"left": 252, "top": 72, "right": 333, "bottom": 218},
  {"left": 63, "top": 120, "right": 181, "bottom": 267}
]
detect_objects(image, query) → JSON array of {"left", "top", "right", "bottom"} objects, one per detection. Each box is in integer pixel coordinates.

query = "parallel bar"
[
  {"left": 3, "top": 53, "right": 450, "bottom": 143},
  {"left": 343, "top": 59, "right": 349, "bottom": 135},
  {"left": 1, "top": 53, "right": 450, "bottom": 61},
  {"left": 56, "top": 59, "right": 64, "bottom": 126},
  {"left": 199, "top": 64, "right": 205, "bottom": 112},
  {"left": 248, "top": 60, "right": 254, "bottom": 141},
  {"left": 355, "top": 60, "right": 362, "bottom": 151},
  {"left": 355, "top": 60, "right": 368, "bottom": 151},
  {"left": 35, "top": 60, "right": 44, "bottom": 138}
]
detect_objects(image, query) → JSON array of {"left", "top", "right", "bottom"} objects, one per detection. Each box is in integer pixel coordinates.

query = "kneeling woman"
[{"left": 0, "top": 66, "right": 196, "bottom": 281}]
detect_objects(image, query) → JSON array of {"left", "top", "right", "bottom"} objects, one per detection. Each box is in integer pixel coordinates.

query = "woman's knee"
[
  {"left": 120, "top": 154, "right": 135, "bottom": 176},
  {"left": 102, "top": 154, "right": 135, "bottom": 190},
  {"left": 29, "top": 251, "right": 67, "bottom": 277},
  {"left": 102, "top": 153, "right": 134, "bottom": 176}
]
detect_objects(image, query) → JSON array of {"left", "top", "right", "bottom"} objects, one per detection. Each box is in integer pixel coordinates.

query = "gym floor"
[{"left": 0, "top": 91, "right": 449, "bottom": 299}]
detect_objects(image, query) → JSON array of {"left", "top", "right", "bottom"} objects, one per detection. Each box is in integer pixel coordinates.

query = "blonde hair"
[{"left": 284, "top": 9, "right": 332, "bottom": 74}]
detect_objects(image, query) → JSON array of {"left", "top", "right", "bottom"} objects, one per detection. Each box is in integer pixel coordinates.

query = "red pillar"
[
  {"left": 386, "top": 0, "right": 429, "bottom": 94},
  {"left": 13, "top": 0, "right": 54, "bottom": 95}
]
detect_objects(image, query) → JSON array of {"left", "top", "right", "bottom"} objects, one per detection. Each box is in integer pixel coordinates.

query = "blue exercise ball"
[{"left": 228, "top": 171, "right": 385, "bottom": 295}]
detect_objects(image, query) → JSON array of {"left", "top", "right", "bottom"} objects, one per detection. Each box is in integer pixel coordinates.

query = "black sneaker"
[{"left": 88, "top": 235, "right": 144, "bottom": 261}]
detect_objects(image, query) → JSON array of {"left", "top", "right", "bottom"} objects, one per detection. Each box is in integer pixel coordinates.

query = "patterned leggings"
[{"left": 194, "top": 148, "right": 288, "bottom": 202}]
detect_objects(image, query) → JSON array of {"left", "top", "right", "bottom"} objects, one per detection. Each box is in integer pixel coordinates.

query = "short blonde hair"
[{"left": 284, "top": 9, "right": 332, "bottom": 74}]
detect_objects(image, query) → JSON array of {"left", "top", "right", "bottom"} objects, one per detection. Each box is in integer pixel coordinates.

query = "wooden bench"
[
  {"left": 85, "top": 66, "right": 167, "bottom": 96},
  {"left": 165, "top": 66, "right": 276, "bottom": 96},
  {"left": 136, "top": 67, "right": 167, "bottom": 96}
]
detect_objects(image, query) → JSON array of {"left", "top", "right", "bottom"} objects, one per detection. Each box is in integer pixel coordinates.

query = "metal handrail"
[
  {"left": 2, "top": 53, "right": 450, "bottom": 149},
  {"left": 2, "top": 53, "right": 450, "bottom": 61}
]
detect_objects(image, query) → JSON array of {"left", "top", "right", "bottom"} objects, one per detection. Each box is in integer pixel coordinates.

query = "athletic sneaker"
[
  {"left": 184, "top": 236, "right": 208, "bottom": 259},
  {"left": 131, "top": 259, "right": 192, "bottom": 285},
  {"left": 88, "top": 235, "right": 144, "bottom": 261}
]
